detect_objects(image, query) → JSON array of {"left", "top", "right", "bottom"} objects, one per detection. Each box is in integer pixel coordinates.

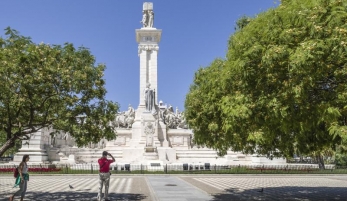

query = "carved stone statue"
[
  {"left": 51, "top": 133, "right": 56, "bottom": 146},
  {"left": 126, "top": 104, "right": 135, "bottom": 116},
  {"left": 141, "top": 11, "right": 148, "bottom": 27},
  {"left": 140, "top": 2, "right": 154, "bottom": 28},
  {"left": 144, "top": 82, "right": 155, "bottom": 112},
  {"left": 114, "top": 112, "right": 134, "bottom": 129},
  {"left": 62, "top": 132, "right": 69, "bottom": 141},
  {"left": 148, "top": 10, "right": 154, "bottom": 28}
]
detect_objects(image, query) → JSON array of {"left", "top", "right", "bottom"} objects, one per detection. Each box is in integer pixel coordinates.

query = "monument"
[{"left": 11, "top": 2, "right": 286, "bottom": 166}]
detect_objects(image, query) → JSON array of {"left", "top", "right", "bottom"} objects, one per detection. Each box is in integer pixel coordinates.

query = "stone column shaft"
[
  {"left": 150, "top": 50, "right": 158, "bottom": 104},
  {"left": 139, "top": 49, "right": 147, "bottom": 106}
]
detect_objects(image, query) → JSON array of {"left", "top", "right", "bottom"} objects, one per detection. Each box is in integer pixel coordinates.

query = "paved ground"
[
  {"left": 0, "top": 175, "right": 346, "bottom": 201},
  {"left": 181, "top": 175, "right": 347, "bottom": 201}
]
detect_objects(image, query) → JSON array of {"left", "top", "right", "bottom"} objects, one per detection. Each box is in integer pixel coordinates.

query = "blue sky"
[{"left": 0, "top": 0, "right": 278, "bottom": 111}]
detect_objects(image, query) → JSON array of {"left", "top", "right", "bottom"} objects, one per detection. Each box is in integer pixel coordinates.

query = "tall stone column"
[{"left": 130, "top": 2, "right": 162, "bottom": 150}]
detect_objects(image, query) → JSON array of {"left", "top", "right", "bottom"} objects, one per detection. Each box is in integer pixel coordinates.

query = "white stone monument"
[{"left": 10, "top": 2, "right": 287, "bottom": 166}]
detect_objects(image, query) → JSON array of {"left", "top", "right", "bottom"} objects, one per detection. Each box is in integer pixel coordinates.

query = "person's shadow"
[
  {"left": 211, "top": 186, "right": 347, "bottom": 201},
  {"left": 24, "top": 191, "right": 148, "bottom": 201}
]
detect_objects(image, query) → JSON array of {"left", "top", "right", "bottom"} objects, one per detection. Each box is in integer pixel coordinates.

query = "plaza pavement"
[{"left": 0, "top": 174, "right": 346, "bottom": 201}]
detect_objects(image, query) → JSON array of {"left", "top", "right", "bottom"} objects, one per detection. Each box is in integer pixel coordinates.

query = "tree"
[
  {"left": 185, "top": 0, "right": 347, "bottom": 168},
  {"left": 0, "top": 130, "right": 21, "bottom": 156},
  {"left": 0, "top": 28, "right": 119, "bottom": 156}
]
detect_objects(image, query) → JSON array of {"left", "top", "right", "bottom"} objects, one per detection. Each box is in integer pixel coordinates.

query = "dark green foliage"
[
  {"left": 0, "top": 28, "right": 119, "bottom": 156},
  {"left": 185, "top": 0, "right": 347, "bottom": 163}
]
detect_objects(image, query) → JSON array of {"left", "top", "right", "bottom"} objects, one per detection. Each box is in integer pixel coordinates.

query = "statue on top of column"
[{"left": 140, "top": 2, "right": 154, "bottom": 28}]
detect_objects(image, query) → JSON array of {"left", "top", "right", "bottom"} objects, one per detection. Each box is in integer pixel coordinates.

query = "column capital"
[{"left": 138, "top": 44, "right": 159, "bottom": 55}]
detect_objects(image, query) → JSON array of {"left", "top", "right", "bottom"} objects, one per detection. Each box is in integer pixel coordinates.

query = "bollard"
[
  {"left": 262, "top": 164, "right": 264, "bottom": 173},
  {"left": 91, "top": 163, "right": 93, "bottom": 174}
]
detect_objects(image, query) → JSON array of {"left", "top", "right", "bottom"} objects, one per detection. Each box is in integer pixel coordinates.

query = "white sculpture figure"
[
  {"left": 114, "top": 106, "right": 136, "bottom": 129},
  {"left": 99, "top": 138, "right": 107, "bottom": 149},
  {"left": 51, "top": 133, "right": 57, "bottom": 146},
  {"left": 148, "top": 10, "right": 154, "bottom": 27},
  {"left": 125, "top": 104, "right": 135, "bottom": 117},
  {"left": 62, "top": 132, "right": 69, "bottom": 141},
  {"left": 163, "top": 105, "right": 176, "bottom": 128},
  {"left": 144, "top": 82, "right": 155, "bottom": 112},
  {"left": 125, "top": 104, "right": 135, "bottom": 128},
  {"left": 177, "top": 112, "right": 188, "bottom": 129},
  {"left": 141, "top": 10, "right": 148, "bottom": 27}
]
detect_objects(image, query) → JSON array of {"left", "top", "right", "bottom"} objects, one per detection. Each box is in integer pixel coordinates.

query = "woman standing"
[{"left": 9, "top": 155, "right": 30, "bottom": 201}]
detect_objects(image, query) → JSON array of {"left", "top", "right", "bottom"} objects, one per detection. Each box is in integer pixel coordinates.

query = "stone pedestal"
[
  {"left": 122, "top": 147, "right": 145, "bottom": 163},
  {"left": 251, "top": 155, "right": 287, "bottom": 164},
  {"left": 13, "top": 129, "right": 49, "bottom": 164},
  {"left": 158, "top": 121, "right": 169, "bottom": 147}
]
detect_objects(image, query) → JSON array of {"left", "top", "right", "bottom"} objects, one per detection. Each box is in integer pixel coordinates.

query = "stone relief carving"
[{"left": 144, "top": 122, "right": 155, "bottom": 146}]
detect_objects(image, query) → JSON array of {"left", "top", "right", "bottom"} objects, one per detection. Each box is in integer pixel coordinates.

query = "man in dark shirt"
[{"left": 97, "top": 151, "right": 115, "bottom": 201}]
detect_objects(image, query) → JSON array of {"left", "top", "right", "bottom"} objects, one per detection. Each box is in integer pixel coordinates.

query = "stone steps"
[
  {"left": 74, "top": 149, "right": 123, "bottom": 163},
  {"left": 143, "top": 152, "right": 158, "bottom": 160},
  {"left": 176, "top": 150, "right": 219, "bottom": 159}
]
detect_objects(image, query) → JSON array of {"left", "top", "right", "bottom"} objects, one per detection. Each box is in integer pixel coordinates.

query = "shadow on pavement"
[
  {"left": 211, "top": 186, "right": 347, "bottom": 201},
  {"left": 24, "top": 191, "right": 148, "bottom": 201}
]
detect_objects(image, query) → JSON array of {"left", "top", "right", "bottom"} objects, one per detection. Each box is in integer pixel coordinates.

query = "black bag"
[{"left": 14, "top": 167, "right": 19, "bottom": 178}]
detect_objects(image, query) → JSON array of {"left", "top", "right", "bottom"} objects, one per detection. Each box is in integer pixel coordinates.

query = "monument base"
[{"left": 157, "top": 147, "right": 176, "bottom": 162}]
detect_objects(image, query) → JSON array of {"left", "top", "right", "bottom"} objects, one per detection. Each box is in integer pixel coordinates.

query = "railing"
[
  {"left": 0, "top": 157, "right": 13, "bottom": 163},
  {"left": 286, "top": 158, "right": 335, "bottom": 164},
  {"left": 0, "top": 164, "right": 346, "bottom": 175}
]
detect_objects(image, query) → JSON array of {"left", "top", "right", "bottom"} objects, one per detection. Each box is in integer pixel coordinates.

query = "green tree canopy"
[
  {"left": 0, "top": 28, "right": 119, "bottom": 156},
  {"left": 185, "top": 0, "right": 347, "bottom": 166}
]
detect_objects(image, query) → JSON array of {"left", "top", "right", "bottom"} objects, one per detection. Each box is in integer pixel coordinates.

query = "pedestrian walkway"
[
  {"left": 0, "top": 175, "right": 346, "bottom": 200},
  {"left": 146, "top": 176, "right": 212, "bottom": 201},
  {"left": 0, "top": 175, "right": 152, "bottom": 201}
]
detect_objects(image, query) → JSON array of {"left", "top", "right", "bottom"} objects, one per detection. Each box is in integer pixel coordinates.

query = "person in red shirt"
[{"left": 97, "top": 151, "right": 115, "bottom": 201}]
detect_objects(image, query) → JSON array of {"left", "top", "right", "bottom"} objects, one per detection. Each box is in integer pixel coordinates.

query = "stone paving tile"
[
  {"left": 1, "top": 175, "right": 347, "bottom": 201},
  {"left": 146, "top": 176, "right": 212, "bottom": 201},
  {"left": 0, "top": 175, "right": 152, "bottom": 201},
  {"left": 180, "top": 175, "right": 347, "bottom": 201}
]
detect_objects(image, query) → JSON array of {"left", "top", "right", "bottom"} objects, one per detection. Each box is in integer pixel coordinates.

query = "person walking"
[
  {"left": 9, "top": 155, "right": 30, "bottom": 201},
  {"left": 97, "top": 151, "right": 115, "bottom": 201}
]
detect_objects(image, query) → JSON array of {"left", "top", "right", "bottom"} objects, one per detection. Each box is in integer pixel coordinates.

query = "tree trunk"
[
  {"left": 0, "top": 137, "right": 16, "bottom": 157},
  {"left": 316, "top": 154, "right": 325, "bottom": 170}
]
